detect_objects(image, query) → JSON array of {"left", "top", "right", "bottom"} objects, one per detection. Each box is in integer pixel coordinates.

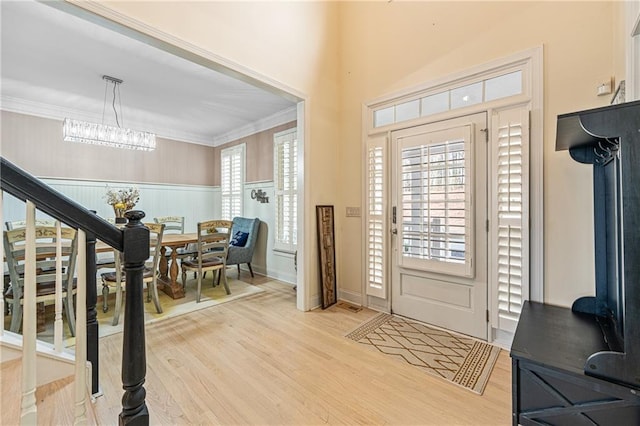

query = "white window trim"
[
  {"left": 362, "top": 46, "right": 544, "bottom": 339},
  {"left": 220, "top": 143, "right": 245, "bottom": 221},
  {"left": 626, "top": 1, "right": 640, "bottom": 101},
  {"left": 274, "top": 128, "right": 298, "bottom": 253}
]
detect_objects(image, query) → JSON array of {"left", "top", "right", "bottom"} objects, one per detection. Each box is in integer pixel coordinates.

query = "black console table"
[
  {"left": 511, "top": 302, "right": 640, "bottom": 425},
  {"left": 511, "top": 100, "right": 640, "bottom": 425}
]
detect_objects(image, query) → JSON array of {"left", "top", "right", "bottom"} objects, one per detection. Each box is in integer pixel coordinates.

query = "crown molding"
[{"left": 212, "top": 106, "right": 297, "bottom": 146}]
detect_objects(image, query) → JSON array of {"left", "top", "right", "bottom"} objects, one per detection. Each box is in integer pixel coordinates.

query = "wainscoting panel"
[
  {"left": 201, "top": 182, "right": 297, "bottom": 284},
  {"left": 242, "top": 181, "right": 296, "bottom": 284},
  {"left": 2, "top": 178, "right": 296, "bottom": 285},
  {"left": 2, "top": 178, "right": 217, "bottom": 232}
]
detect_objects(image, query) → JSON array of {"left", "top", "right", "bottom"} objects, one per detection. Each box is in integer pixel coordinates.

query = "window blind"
[
  {"left": 221, "top": 144, "right": 245, "bottom": 221},
  {"left": 492, "top": 108, "right": 529, "bottom": 333},
  {"left": 274, "top": 129, "right": 297, "bottom": 252},
  {"left": 366, "top": 136, "right": 386, "bottom": 298},
  {"left": 397, "top": 126, "right": 473, "bottom": 278},
  {"left": 400, "top": 140, "right": 467, "bottom": 264}
]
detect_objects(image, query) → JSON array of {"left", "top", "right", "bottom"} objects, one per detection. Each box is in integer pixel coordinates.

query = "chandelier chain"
[
  {"left": 101, "top": 79, "right": 108, "bottom": 125},
  {"left": 112, "top": 81, "right": 120, "bottom": 128}
]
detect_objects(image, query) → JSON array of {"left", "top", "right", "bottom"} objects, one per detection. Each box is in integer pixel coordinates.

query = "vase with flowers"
[{"left": 104, "top": 186, "right": 139, "bottom": 223}]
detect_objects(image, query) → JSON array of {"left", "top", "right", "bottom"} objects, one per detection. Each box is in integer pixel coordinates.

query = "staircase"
[{"left": 1, "top": 157, "right": 152, "bottom": 425}]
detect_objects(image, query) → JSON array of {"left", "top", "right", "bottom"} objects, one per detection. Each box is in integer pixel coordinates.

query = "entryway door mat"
[{"left": 346, "top": 313, "right": 501, "bottom": 395}]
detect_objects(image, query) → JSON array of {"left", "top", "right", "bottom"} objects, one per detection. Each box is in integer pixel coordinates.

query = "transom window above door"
[{"left": 373, "top": 70, "right": 522, "bottom": 128}]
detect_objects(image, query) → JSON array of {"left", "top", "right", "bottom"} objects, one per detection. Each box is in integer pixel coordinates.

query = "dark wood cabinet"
[
  {"left": 511, "top": 302, "right": 640, "bottom": 425},
  {"left": 511, "top": 101, "right": 640, "bottom": 425}
]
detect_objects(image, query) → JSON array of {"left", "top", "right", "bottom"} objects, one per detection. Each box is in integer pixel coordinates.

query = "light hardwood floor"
[{"left": 94, "top": 278, "right": 512, "bottom": 425}]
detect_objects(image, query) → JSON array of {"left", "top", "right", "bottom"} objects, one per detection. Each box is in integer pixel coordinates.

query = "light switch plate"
[
  {"left": 597, "top": 78, "right": 613, "bottom": 96},
  {"left": 346, "top": 207, "right": 361, "bottom": 217}
]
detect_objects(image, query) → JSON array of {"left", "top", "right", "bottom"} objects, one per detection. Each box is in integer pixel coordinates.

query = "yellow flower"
[{"left": 114, "top": 202, "right": 126, "bottom": 209}]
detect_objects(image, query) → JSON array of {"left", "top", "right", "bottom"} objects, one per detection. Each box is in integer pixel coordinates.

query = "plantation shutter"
[
  {"left": 491, "top": 108, "right": 529, "bottom": 333},
  {"left": 274, "top": 129, "right": 297, "bottom": 252},
  {"left": 397, "top": 126, "right": 473, "bottom": 277},
  {"left": 221, "top": 144, "right": 245, "bottom": 220},
  {"left": 366, "top": 136, "right": 387, "bottom": 298}
]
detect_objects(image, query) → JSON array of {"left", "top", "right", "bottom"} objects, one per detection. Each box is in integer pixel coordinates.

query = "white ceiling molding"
[{"left": 212, "top": 107, "right": 298, "bottom": 147}]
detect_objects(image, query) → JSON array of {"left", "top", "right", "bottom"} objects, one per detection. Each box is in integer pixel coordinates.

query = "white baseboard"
[
  {"left": 367, "top": 295, "right": 390, "bottom": 313},
  {"left": 338, "top": 289, "right": 363, "bottom": 306},
  {"left": 248, "top": 264, "right": 296, "bottom": 284},
  {"left": 491, "top": 328, "right": 514, "bottom": 350}
]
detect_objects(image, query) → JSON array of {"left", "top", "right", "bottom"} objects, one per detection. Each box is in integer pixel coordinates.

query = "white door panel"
[{"left": 391, "top": 113, "right": 487, "bottom": 340}]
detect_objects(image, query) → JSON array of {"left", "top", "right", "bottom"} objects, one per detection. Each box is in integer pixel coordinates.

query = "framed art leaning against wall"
[{"left": 316, "top": 205, "right": 337, "bottom": 309}]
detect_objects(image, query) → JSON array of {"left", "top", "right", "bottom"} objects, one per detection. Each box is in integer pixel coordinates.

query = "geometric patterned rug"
[{"left": 346, "top": 313, "right": 501, "bottom": 394}]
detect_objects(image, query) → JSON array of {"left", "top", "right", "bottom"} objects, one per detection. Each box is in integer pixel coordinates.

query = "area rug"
[
  {"left": 96, "top": 277, "right": 264, "bottom": 339},
  {"left": 30, "top": 276, "right": 264, "bottom": 346},
  {"left": 345, "top": 313, "right": 501, "bottom": 394}
]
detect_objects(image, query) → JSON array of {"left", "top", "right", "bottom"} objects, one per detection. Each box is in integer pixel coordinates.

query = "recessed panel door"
[{"left": 391, "top": 113, "right": 487, "bottom": 339}]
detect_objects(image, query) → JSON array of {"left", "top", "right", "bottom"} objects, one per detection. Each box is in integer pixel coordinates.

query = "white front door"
[{"left": 391, "top": 113, "right": 488, "bottom": 340}]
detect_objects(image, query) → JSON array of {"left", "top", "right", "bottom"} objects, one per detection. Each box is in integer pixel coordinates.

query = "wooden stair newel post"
[
  {"left": 86, "top": 211, "right": 100, "bottom": 396},
  {"left": 119, "top": 210, "right": 150, "bottom": 426}
]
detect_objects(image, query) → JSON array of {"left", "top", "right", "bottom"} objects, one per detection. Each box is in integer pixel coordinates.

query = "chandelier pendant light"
[{"left": 63, "top": 75, "right": 156, "bottom": 151}]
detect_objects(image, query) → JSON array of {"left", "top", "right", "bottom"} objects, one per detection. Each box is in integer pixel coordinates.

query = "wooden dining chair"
[
  {"left": 5, "top": 219, "right": 57, "bottom": 231},
  {"left": 153, "top": 216, "right": 184, "bottom": 234},
  {"left": 101, "top": 222, "right": 165, "bottom": 325},
  {"left": 5, "top": 219, "right": 58, "bottom": 250},
  {"left": 3, "top": 225, "right": 79, "bottom": 335},
  {"left": 180, "top": 220, "right": 232, "bottom": 303}
]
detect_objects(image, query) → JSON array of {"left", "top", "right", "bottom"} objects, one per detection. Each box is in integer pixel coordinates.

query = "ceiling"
[{"left": 0, "top": 1, "right": 297, "bottom": 147}]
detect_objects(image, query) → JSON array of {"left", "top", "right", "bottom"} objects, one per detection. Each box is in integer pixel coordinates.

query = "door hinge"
[
  {"left": 486, "top": 219, "right": 489, "bottom": 232},
  {"left": 480, "top": 128, "right": 488, "bottom": 143},
  {"left": 486, "top": 310, "right": 490, "bottom": 323}
]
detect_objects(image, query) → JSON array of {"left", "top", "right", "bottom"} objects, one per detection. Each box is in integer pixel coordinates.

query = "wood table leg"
[
  {"left": 169, "top": 249, "right": 179, "bottom": 289},
  {"left": 159, "top": 246, "right": 168, "bottom": 281},
  {"left": 158, "top": 246, "right": 185, "bottom": 299}
]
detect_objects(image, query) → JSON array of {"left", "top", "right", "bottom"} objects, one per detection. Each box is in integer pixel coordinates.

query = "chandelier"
[{"left": 63, "top": 75, "right": 156, "bottom": 151}]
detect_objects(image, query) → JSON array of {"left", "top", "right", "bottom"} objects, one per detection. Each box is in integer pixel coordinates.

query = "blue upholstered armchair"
[{"left": 226, "top": 217, "right": 260, "bottom": 278}]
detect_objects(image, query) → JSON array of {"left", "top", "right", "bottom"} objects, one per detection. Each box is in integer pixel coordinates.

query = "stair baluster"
[
  {"left": 21, "top": 201, "right": 38, "bottom": 423},
  {"left": 74, "top": 229, "right": 88, "bottom": 424},
  {"left": 54, "top": 221, "right": 64, "bottom": 352}
]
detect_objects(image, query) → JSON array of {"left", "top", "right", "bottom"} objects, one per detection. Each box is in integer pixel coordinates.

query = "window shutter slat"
[
  {"left": 274, "top": 129, "right": 297, "bottom": 252},
  {"left": 397, "top": 126, "right": 474, "bottom": 278},
  {"left": 491, "top": 108, "right": 529, "bottom": 334},
  {"left": 221, "top": 144, "right": 245, "bottom": 220},
  {"left": 366, "top": 136, "right": 386, "bottom": 298}
]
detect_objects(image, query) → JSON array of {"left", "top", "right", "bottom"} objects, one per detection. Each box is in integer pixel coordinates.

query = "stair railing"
[{"left": 1, "top": 157, "right": 150, "bottom": 425}]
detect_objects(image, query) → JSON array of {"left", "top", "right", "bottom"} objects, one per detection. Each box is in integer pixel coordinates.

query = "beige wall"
[
  {"left": 212, "top": 121, "right": 296, "bottom": 186},
  {"left": 1, "top": 111, "right": 216, "bottom": 186},
  {"left": 337, "top": 1, "right": 617, "bottom": 307},
  {"left": 97, "top": 1, "right": 340, "bottom": 306},
  {"left": 612, "top": 1, "right": 627, "bottom": 85}
]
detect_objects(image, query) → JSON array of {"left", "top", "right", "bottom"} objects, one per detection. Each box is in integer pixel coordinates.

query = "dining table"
[
  {"left": 96, "top": 232, "right": 198, "bottom": 300},
  {"left": 156, "top": 232, "right": 198, "bottom": 299}
]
